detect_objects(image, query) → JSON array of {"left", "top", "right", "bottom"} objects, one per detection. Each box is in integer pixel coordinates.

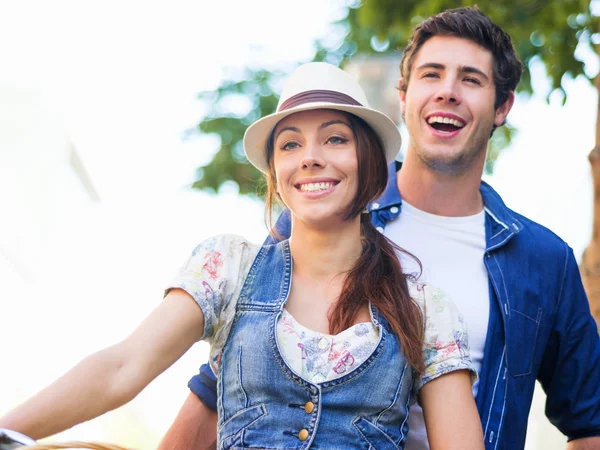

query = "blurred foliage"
[
  {"left": 358, "top": 0, "right": 599, "bottom": 99},
  {"left": 191, "top": 0, "right": 599, "bottom": 194},
  {"left": 192, "top": 70, "right": 281, "bottom": 195}
]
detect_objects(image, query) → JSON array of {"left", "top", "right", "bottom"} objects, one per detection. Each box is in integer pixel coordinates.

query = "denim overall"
[{"left": 217, "top": 240, "right": 413, "bottom": 450}]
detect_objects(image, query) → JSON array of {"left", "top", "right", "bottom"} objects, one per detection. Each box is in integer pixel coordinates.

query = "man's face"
[{"left": 400, "top": 35, "right": 513, "bottom": 175}]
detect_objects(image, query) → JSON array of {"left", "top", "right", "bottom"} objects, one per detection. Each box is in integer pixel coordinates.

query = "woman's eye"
[
  {"left": 327, "top": 136, "right": 347, "bottom": 145},
  {"left": 281, "top": 141, "right": 299, "bottom": 150}
]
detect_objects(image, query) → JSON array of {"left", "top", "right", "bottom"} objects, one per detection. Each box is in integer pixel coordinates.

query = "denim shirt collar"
[
  {"left": 480, "top": 181, "right": 523, "bottom": 251},
  {"left": 367, "top": 162, "right": 404, "bottom": 213},
  {"left": 368, "top": 162, "right": 523, "bottom": 251}
]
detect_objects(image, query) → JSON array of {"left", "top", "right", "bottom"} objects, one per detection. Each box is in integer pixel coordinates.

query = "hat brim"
[{"left": 243, "top": 102, "right": 401, "bottom": 173}]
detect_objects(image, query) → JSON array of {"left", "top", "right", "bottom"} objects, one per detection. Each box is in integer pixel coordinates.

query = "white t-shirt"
[{"left": 383, "top": 200, "right": 489, "bottom": 450}]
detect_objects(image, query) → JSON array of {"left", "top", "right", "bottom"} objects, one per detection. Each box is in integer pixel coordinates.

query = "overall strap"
[{"left": 236, "top": 240, "right": 292, "bottom": 312}]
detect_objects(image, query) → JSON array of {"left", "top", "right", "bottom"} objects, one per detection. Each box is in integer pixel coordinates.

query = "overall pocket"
[
  {"left": 353, "top": 416, "right": 399, "bottom": 450},
  {"left": 220, "top": 403, "right": 267, "bottom": 449}
]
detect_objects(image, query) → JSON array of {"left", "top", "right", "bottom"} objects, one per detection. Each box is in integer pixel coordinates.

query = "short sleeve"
[
  {"left": 411, "top": 282, "right": 477, "bottom": 396},
  {"left": 165, "top": 234, "right": 259, "bottom": 342}
]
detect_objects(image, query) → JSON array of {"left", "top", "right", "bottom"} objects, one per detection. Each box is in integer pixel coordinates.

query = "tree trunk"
[{"left": 579, "top": 62, "right": 600, "bottom": 333}]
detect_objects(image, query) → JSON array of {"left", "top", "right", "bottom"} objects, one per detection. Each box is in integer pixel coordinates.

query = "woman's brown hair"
[{"left": 265, "top": 110, "right": 425, "bottom": 373}]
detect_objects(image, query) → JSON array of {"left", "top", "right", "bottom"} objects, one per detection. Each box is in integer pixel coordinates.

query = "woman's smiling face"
[{"left": 272, "top": 109, "right": 359, "bottom": 228}]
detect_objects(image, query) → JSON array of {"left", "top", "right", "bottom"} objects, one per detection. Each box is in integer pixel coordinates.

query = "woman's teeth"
[{"left": 299, "top": 182, "right": 334, "bottom": 192}]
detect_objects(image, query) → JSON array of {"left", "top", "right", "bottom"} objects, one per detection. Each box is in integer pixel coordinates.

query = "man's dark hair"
[{"left": 400, "top": 6, "right": 523, "bottom": 109}]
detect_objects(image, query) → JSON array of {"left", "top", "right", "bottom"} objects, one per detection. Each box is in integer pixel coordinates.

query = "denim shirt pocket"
[
  {"left": 506, "top": 306, "right": 543, "bottom": 377},
  {"left": 220, "top": 403, "right": 267, "bottom": 449},
  {"left": 352, "top": 416, "right": 400, "bottom": 450}
]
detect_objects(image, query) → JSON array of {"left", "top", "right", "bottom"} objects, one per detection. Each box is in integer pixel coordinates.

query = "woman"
[{"left": 0, "top": 63, "right": 483, "bottom": 449}]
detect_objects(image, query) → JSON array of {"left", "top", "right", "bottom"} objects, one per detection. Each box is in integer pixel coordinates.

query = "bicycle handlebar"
[{"left": 0, "top": 428, "right": 36, "bottom": 449}]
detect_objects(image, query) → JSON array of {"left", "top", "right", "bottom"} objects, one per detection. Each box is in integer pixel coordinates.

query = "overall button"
[
  {"left": 304, "top": 401, "right": 314, "bottom": 414},
  {"left": 318, "top": 337, "right": 329, "bottom": 349},
  {"left": 313, "top": 374, "right": 325, "bottom": 383},
  {"left": 298, "top": 429, "right": 309, "bottom": 441}
]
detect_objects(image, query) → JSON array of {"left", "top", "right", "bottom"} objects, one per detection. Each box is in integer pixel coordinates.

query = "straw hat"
[{"left": 243, "top": 62, "right": 401, "bottom": 173}]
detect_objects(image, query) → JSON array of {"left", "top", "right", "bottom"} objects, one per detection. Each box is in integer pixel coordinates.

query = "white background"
[{"left": 0, "top": 1, "right": 595, "bottom": 448}]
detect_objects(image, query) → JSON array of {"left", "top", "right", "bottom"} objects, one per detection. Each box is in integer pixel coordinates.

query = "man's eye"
[
  {"left": 423, "top": 72, "right": 439, "bottom": 78},
  {"left": 465, "top": 77, "right": 482, "bottom": 85}
]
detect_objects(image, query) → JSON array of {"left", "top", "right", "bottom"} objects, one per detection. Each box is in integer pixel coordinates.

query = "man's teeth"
[
  {"left": 427, "top": 116, "right": 465, "bottom": 127},
  {"left": 299, "top": 182, "right": 334, "bottom": 192}
]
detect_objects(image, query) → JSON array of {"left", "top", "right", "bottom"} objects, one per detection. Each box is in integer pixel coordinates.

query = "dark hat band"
[{"left": 279, "top": 90, "right": 362, "bottom": 111}]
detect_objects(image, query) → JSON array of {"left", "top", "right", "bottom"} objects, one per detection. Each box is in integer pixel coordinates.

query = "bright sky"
[
  {"left": 0, "top": 0, "right": 341, "bottom": 446},
  {"left": 0, "top": 0, "right": 596, "bottom": 448}
]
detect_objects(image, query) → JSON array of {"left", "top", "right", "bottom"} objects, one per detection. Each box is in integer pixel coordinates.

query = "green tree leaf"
[{"left": 190, "top": 0, "right": 596, "bottom": 192}]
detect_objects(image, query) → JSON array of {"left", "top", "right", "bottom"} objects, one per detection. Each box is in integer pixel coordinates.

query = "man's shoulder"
[
  {"left": 482, "top": 182, "right": 570, "bottom": 260},
  {"left": 512, "top": 209, "right": 567, "bottom": 246}
]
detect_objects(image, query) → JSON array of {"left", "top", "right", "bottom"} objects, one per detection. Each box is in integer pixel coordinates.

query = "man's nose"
[{"left": 435, "top": 78, "right": 461, "bottom": 104}]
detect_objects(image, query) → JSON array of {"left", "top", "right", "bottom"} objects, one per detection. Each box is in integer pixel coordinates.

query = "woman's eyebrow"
[
  {"left": 274, "top": 126, "right": 300, "bottom": 140},
  {"left": 319, "top": 120, "right": 351, "bottom": 130}
]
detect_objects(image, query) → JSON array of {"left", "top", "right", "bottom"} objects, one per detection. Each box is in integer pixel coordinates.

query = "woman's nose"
[{"left": 300, "top": 143, "right": 325, "bottom": 169}]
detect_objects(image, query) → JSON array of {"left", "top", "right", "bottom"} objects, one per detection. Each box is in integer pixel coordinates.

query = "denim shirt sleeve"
[
  {"left": 538, "top": 244, "right": 600, "bottom": 441},
  {"left": 188, "top": 363, "right": 218, "bottom": 411}
]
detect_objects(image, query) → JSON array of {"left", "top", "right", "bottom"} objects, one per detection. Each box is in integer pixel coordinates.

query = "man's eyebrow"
[
  {"left": 415, "top": 62, "right": 445, "bottom": 71},
  {"left": 461, "top": 65, "right": 490, "bottom": 82},
  {"left": 415, "top": 62, "right": 490, "bottom": 82}
]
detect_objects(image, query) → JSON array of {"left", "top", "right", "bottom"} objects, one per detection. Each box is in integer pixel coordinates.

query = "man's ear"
[
  {"left": 398, "top": 78, "right": 407, "bottom": 115},
  {"left": 494, "top": 91, "right": 515, "bottom": 127}
]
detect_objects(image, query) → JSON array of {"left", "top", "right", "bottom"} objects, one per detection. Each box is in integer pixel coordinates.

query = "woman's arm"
[
  {"left": 0, "top": 289, "right": 203, "bottom": 439},
  {"left": 420, "top": 370, "right": 484, "bottom": 450}
]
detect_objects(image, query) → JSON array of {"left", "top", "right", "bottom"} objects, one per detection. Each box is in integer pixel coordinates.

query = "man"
[{"left": 159, "top": 7, "right": 600, "bottom": 450}]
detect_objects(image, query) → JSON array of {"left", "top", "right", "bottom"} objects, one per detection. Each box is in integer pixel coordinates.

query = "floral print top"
[
  {"left": 278, "top": 308, "right": 380, "bottom": 384},
  {"left": 166, "top": 234, "right": 476, "bottom": 393}
]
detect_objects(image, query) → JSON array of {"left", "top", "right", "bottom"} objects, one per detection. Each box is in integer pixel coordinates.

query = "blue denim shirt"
[
  {"left": 189, "top": 162, "right": 600, "bottom": 449},
  {"left": 217, "top": 239, "right": 413, "bottom": 448}
]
